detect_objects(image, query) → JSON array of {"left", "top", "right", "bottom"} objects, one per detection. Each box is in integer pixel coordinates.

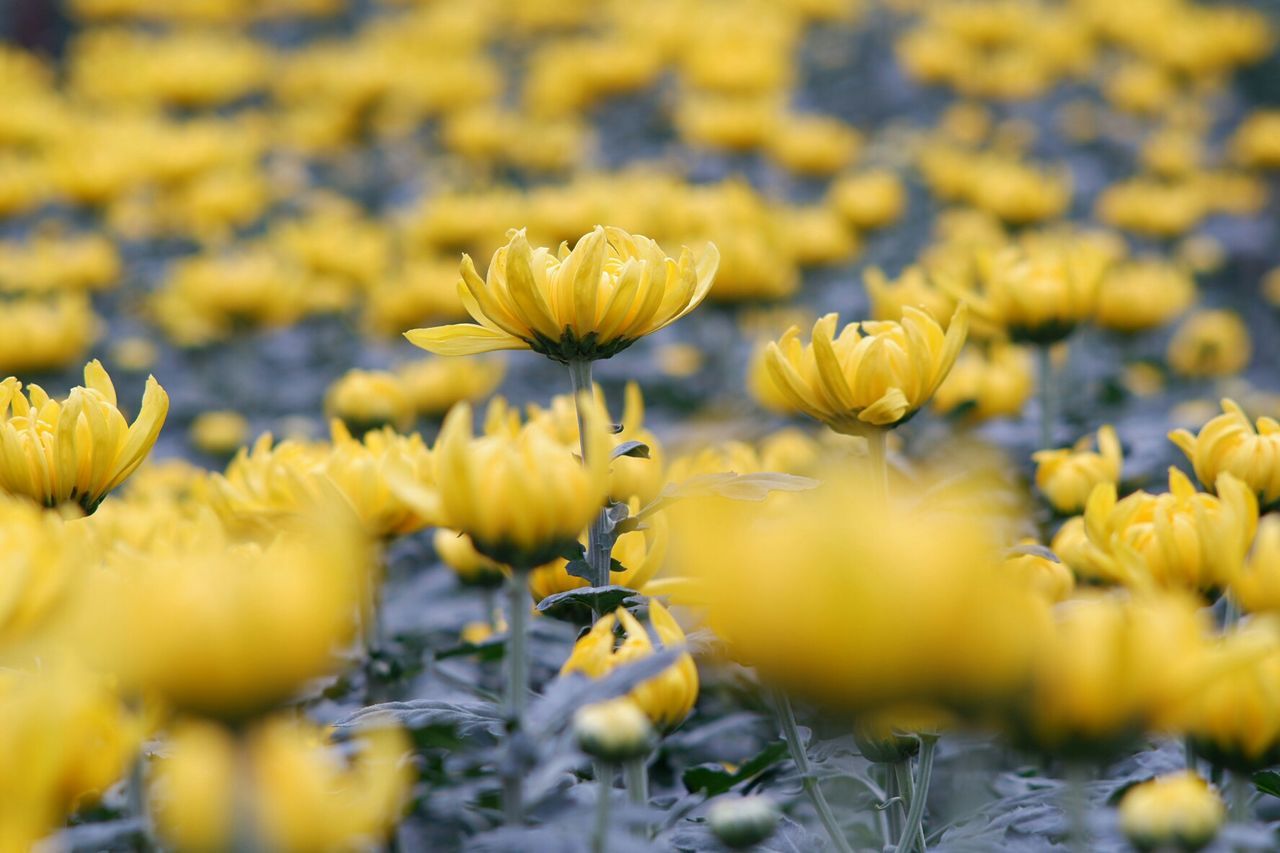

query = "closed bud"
[
  {"left": 573, "top": 698, "right": 656, "bottom": 763},
  {"left": 1119, "top": 772, "right": 1224, "bottom": 853},
  {"left": 708, "top": 795, "right": 780, "bottom": 850}
]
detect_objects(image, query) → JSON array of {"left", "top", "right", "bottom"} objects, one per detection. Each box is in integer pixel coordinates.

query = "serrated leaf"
[
  {"left": 611, "top": 440, "right": 651, "bottom": 460},
  {"left": 563, "top": 559, "right": 594, "bottom": 581},
  {"left": 334, "top": 699, "right": 505, "bottom": 741},
  {"left": 682, "top": 740, "right": 789, "bottom": 796},
  {"left": 535, "top": 585, "right": 642, "bottom": 623}
]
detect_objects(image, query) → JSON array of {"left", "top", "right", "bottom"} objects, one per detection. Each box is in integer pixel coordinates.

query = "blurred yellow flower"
[
  {"left": 0, "top": 360, "right": 168, "bottom": 514},
  {"left": 1232, "top": 515, "right": 1280, "bottom": 615},
  {"left": 433, "top": 528, "right": 508, "bottom": 588},
  {"left": 394, "top": 357, "right": 505, "bottom": 419},
  {"left": 863, "top": 266, "right": 957, "bottom": 325},
  {"left": 765, "top": 306, "right": 968, "bottom": 434},
  {"left": 828, "top": 170, "right": 907, "bottom": 230},
  {"left": 1033, "top": 425, "right": 1123, "bottom": 514},
  {"left": 324, "top": 369, "right": 413, "bottom": 434},
  {"left": 152, "top": 716, "right": 410, "bottom": 853},
  {"left": 1167, "top": 310, "right": 1251, "bottom": 379},
  {"left": 932, "top": 342, "right": 1033, "bottom": 422},
  {"left": 1119, "top": 772, "right": 1224, "bottom": 853},
  {"left": 405, "top": 226, "right": 719, "bottom": 363},
  {"left": 1176, "top": 632, "right": 1280, "bottom": 773},
  {"left": 1170, "top": 399, "right": 1280, "bottom": 507},
  {"left": 189, "top": 410, "right": 249, "bottom": 457},
  {"left": 1094, "top": 260, "right": 1195, "bottom": 334},
  {"left": 560, "top": 601, "right": 698, "bottom": 730}
]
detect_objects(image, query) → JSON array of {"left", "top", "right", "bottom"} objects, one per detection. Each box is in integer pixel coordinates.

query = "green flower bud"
[
  {"left": 573, "top": 698, "right": 656, "bottom": 764},
  {"left": 708, "top": 795, "right": 780, "bottom": 850}
]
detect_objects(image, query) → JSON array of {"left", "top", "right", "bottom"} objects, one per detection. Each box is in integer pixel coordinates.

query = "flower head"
[
  {"left": 0, "top": 360, "right": 168, "bottom": 514},
  {"left": 1033, "top": 425, "right": 1123, "bottom": 514},
  {"left": 406, "top": 226, "right": 719, "bottom": 363},
  {"left": 764, "top": 306, "right": 968, "bottom": 434},
  {"left": 1170, "top": 399, "right": 1280, "bottom": 508},
  {"left": 1119, "top": 772, "right": 1225, "bottom": 853}
]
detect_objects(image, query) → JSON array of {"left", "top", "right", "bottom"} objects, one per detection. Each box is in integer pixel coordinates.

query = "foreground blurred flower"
[
  {"left": 1234, "top": 516, "right": 1280, "bottom": 614},
  {"left": 151, "top": 716, "right": 410, "bottom": 853},
  {"left": 672, "top": 474, "right": 1050, "bottom": 714},
  {"left": 1033, "top": 425, "right": 1122, "bottom": 514},
  {"left": 764, "top": 306, "right": 968, "bottom": 435},
  {"left": 1118, "top": 772, "right": 1224, "bottom": 853},
  {"left": 1175, "top": 630, "right": 1280, "bottom": 773},
  {"left": 708, "top": 795, "right": 781, "bottom": 850},
  {"left": 1081, "top": 469, "right": 1257, "bottom": 594},
  {"left": 0, "top": 496, "right": 79, "bottom": 657},
  {"left": 405, "top": 226, "right": 719, "bottom": 363},
  {"left": 0, "top": 360, "right": 168, "bottom": 513},
  {"left": 560, "top": 602, "right": 699, "bottom": 730},
  {"left": 0, "top": 667, "right": 139, "bottom": 852},
  {"left": 1170, "top": 399, "right": 1280, "bottom": 508},
  {"left": 83, "top": 516, "right": 367, "bottom": 721}
]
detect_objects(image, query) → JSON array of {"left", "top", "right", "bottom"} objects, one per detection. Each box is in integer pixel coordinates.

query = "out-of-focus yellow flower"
[
  {"left": 947, "top": 235, "right": 1114, "bottom": 344},
  {"left": 1175, "top": 633, "right": 1280, "bottom": 773},
  {"left": 405, "top": 227, "right": 719, "bottom": 363},
  {"left": 529, "top": 511, "right": 667, "bottom": 602},
  {"left": 428, "top": 400, "right": 609, "bottom": 568},
  {"left": 394, "top": 357, "right": 505, "bottom": 419},
  {"left": 0, "top": 293, "right": 98, "bottom": 374},
  {"left": 764, "top": 306, "right": 968, "bottom": 434},
  {"left": 189, "top": 410, "right": 249, "bottom": 457},
  {"left": 932, "top": 342, "right": 1033, "bottom": 422},
  {"left": 1167, "top": 310, "right": 1251, "bottom": 379},
  {"left": 85, "top": 517, "right": 367, "bottom": 721},
  {"left": 0, "top": 360, "right": 168, "bottom": 514},
  {"left": 1104, "top": 62, "right": 1176, "bottom": 115},
  {"left": 1170, "top": 399, "right": 1280, "bottom": 508},
  {"left": 1003, "top": 542, "right": 1075, "bottom": 603},
  {"left": 1033, "top": 425, "right": 1123, "bottom": 514},
  {"left": 0, "top": 497, "right": 78, "bottom": 656},
  {"left": 828, "top": 170, "right": 907, "bottom": 230},
  {"left": 1094, "top": 260, "right": 1195, "bottom": 334},
  {"left": 1118, "top": 772, "right": 1225, "bottom": 853},
  {"left": 776, "top": 205, "right": 858, "bottom": 267},
  {"left": 324, "top": 369, "right": 413, "bottom": 434},
  {"left": 433, "top": 529, "right": 508, "bottom": 588},
  {"left": 1050, "top": 515, "right": 1109, "bottom": 583},
  {"left": 1141, "top": 129, "right": 1204, "bottom": 179},
  {"left": 573, "top": 697, "right": 657, "bottom": 763},
  {"left": 361, "top": 255, "right": 471, "bottom": 338},
  {"left": 918, "top": 147, "right": 1071, "bottom": 224},
  {"left": 766, "top": 114, "right": 861, "bottom": 175},
  {"left": 324, "top": 423, "right": 437, "bottom": 538},
  {"left": 1012, "top": 591, "right": 1215, "bottom": 756},
  {"left": 152, "top": 716, "right": 410, "bottom": 853},
  {"left": 864, "top": 266, "right": 957, "bottom": 326},
  {"left": 1097, "top": 179, "right": 1207, "bottom": 238},
  {"left": 0, "top": 666, "right": 139, "bottom": 852},
  {"left": 1231, "top": 110, "right": 1280, "bottom": 169},
  {"left": 1081, "top": 469, "right": 1257, "bottom": 593},
  {"left": 673, "top": 473, "right": 1052, "bottom": 714},
  {"left": 1234, "top": 515, "right": 1280, "bottom": 614},
  {"left": 560, "top": 601, "right": 698, "bottom": 730}
]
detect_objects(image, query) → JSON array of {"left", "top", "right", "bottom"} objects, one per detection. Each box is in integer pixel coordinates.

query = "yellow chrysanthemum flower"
[
  {"left": 1119, "top": 772, "right": 1225, "bottom": 853},
  {"left": 764, "top": 306, "right": 968, "bottom": 434},
  {"left": 0, "top": 360, "right": 168, "bottom": 514},
  {"left": 1170, "top": 399, "right": 1280, "bottom": 508},
  {"left": 1032, "top": 424, "right": 1123, "bottom": 514},
  {"left": 405, "top": 226, "right": 719, "bottom": 363}
]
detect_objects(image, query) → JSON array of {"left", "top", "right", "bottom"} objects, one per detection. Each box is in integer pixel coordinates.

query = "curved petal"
[{"left": 405, "top": 325, "right": 527, "bottom": 356}]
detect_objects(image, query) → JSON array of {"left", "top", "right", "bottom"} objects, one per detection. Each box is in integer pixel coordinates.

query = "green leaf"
[
  {"left": 611, "top": 440, "right": 651, "bottom": 460},
  {"left": 563, "top": 558, "right": 593, "bottom": 582},
  {"left": 535, "top": 585, "right": 642, "bottom": 623},
  {"left": 434, "top": 635, "right": 505, "bottom": 661},
  {"left": 557, "top": 541, "right": 586, "bottom": 562},
  {"left": 1254, "top": 770, "right": 1280, "bottom": 799},
  {"left": 682, "top": 740, "right": 790, "bottom": 796}
]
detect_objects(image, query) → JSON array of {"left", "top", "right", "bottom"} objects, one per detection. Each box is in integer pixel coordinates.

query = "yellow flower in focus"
[
  {"left": 86, "top": 518, "right": 368, "bottom": 721},
  {"left": 529, "top": 510, "right": 668, "bottom": 602},
  {"left": 430, "top": 400, "right": 609, "bottom": 568},
  {"left": 560, "top": 601, "right": 698, "bottom": 730},
  {"left": 152, "top": 716, "right": 410, "bottom": 853},
  {"left": 1094, "top": 260, "right": 1195, "bottom": 334},
  {"left": 1033, "top": 425, "right": 1123, "bottom": 514},
  {"left": 0, "top": 667, "right": 139, "bottom": 853},
  {"left": 764, "top": 306, "right": 968, "bottom": 434},
  {"left": 433, "top": 529, "right": 508, "bottom": 588},
  {"left": 1167, "top": 310, "right": 1251, "bottom": 379},
  {"left": 0, "top": 360, "right": 168, "bottom": 514},
  {"left": 1081, "top": 469, "right": 1257, "bottom": 594},
  {"left": 672, "top": 474, "right": 1052, "bottom": 714},
  {"left": 324, "top": 369, "right": 413, "bottom": 434},
  {"left": 932, "top": 342, "right": 1033, "bottom": 422},
  {"left": 394, "top": 357, "right": 505, "bottom": 419},
  {"left": 1119, "top": 772, "right": 1224, "bottom": 853},
  {"left": 405, "top": 226, "right": 719, "bottom": 363},
  {"left": 1014, "top": 592, "right": 1215, "bottom": 756},
  {"left": 1231, "top": 515, "right": 1280, "bottom": 615},
  {"left": 1170, "top": 399, "right": 1280, "bottom": 508}
]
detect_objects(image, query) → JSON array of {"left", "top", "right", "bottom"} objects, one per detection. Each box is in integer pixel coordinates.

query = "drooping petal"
[{"left": 405, "top": 325, "right": 528, "bottom": 356}]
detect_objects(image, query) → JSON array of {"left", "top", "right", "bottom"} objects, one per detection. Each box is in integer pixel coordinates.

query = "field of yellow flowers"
[{"left": 3, "top": 0, "right": 1280, "bottom": 850}]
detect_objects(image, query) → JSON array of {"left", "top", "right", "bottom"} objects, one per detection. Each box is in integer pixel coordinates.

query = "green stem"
[
  {"left": 1229, "top": 772, "right": 1251, "bottom": 823},
  {"left": 1036, "top": 345, "right": 1054, "bottom": 450},
  {"left": 1062, "top": 764, "right": 1090, "bottom": 853},
  {"left": 503, "top": 573, "right": 528, "bottom": 824},
  {"left": 866, "top": 427, "right": 889, "bottom": 504},
  {"left": 1223, "top": 593, "right": 1241, "bottom": 631},
  {"left": 593, "top": 763, "right": 614, "bottom": 853},
  {"left": 1184, "top": 737, "right": 1198, "bottom": 773},
  {"left": 894, "top": 736, "right": 937, "bottom": 853},
  {"left": 771, "top": 691, "right": 855, "bottom": 853},
  {"left": 567, "top": 359, "right": 613, "bottom": 608},
  {"left": 625, "top": 759, "right": 649, "bottom": 807}
]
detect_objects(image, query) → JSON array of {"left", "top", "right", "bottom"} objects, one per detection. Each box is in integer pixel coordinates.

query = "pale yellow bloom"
[
  {"left": 1119, "top": 772, "right": 1224, "bottom": 852},
  {"left": 405, "top": 226, "right": 719, "bottom": 363},
  {"left": 0, "top": 360, "right": 168, "bottom": 513},
  {"left": 1167, "top": 310, "right": 1251, "bottom": 379},
  {"left": 324, "top": 369, "right": 413, "bottom": 434},
  {"left": 765, "top": 306, "right": 968, "bottom": 434},
  {"left": 1033, "top": 425, "right": 1123, "bottom": 514},
  {"left": 1170, "top": 399, "right": 1280, "bottom": 507},
  {"left": 1231, "top": 515, "right": 1280, "bottom": 614}
]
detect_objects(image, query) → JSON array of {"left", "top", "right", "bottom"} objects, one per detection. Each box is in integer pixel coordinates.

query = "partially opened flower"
[
  {"left": 0, "top": 360, "right": 168, "bottom": 513},
  {"left": 1033, "top": 425, "right": 1123, "bottom": 514},
  {"left": 764, "top": 306, "right": 968, "bottom": 434},
  {"left": 1170, "top": 399, "right": 1280, "bottom": 508},
  {"left": 405, "top": 226, "right": 719, "bottom": 363}
]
